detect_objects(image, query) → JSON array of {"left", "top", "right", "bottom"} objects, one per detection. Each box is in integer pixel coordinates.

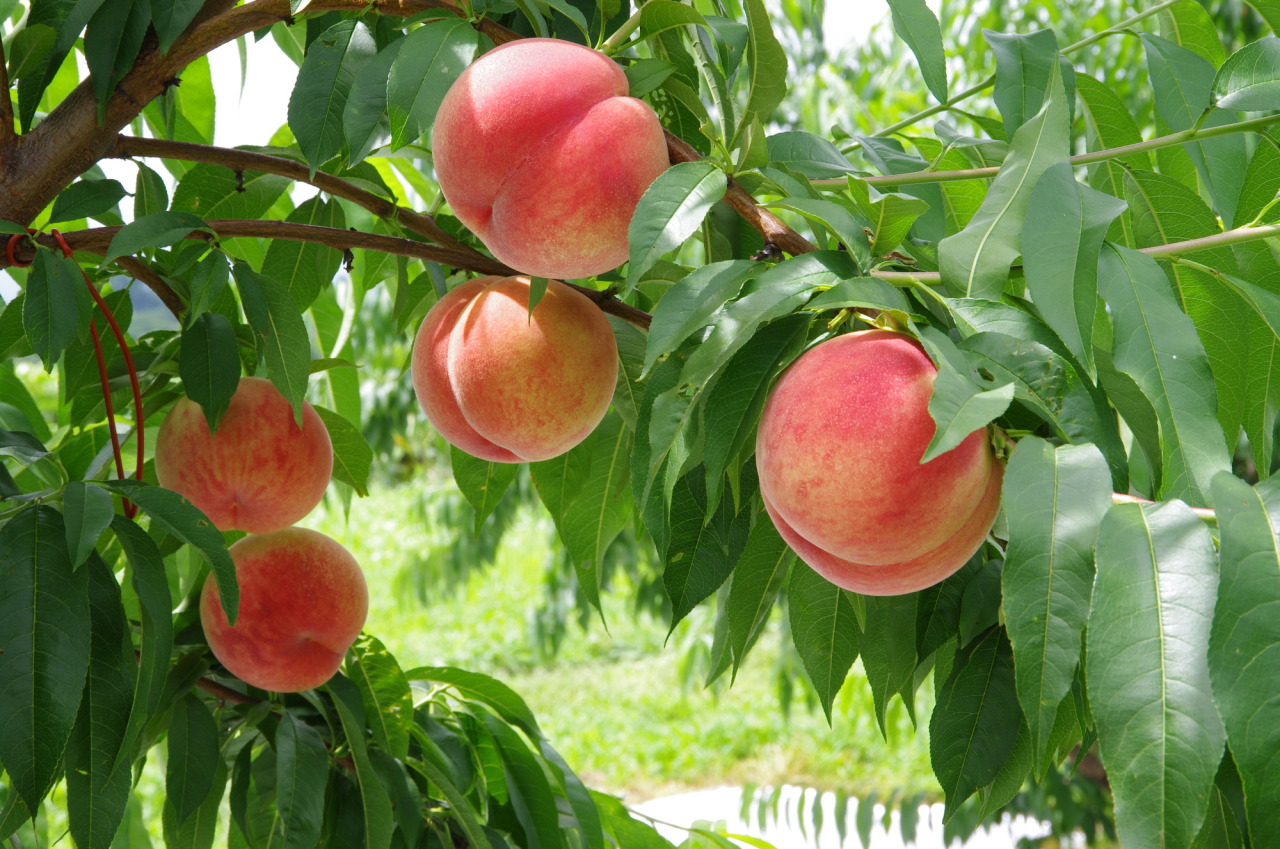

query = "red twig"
[{"left": 50, "top": 229, "right": 146, "bottom": 517}]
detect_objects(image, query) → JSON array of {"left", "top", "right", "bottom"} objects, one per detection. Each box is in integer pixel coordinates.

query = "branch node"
[{"left": 234, "top": 168, "right": 246, "bottom": 193}]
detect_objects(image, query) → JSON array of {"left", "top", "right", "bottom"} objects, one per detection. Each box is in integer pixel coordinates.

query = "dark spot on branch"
[
  {"left": 234, "top": 169, "right": 245, "bottom": 193},
  {"left": 752, "top": 243, "right": 782, "bottom": 262}
]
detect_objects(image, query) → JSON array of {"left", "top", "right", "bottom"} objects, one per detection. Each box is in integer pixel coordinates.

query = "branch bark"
[{"left": 0, "top": 37, "right": 14, "bottom": 150}]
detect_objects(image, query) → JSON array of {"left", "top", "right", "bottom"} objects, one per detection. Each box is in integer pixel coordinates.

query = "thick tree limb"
[{"left": 110, "top": 135, "right": 473, "bottom": 253}]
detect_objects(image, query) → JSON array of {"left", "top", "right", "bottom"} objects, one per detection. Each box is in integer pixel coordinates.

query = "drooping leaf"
[
  {"left": 386, "top": 18, "right": 479, "bottom": 149},
  {"left": 275, "top": 713, "right": 330, "bottom": 849},
  {"left": 233, "top": 262, "right": 312, "bottom": 425},
  {"left": 62, "top": 480, "right": 115, "bottom": 568},
  {"left": 1209, "top": 472, "right": 1280, "bottom": 845},
  {"left": 24, "top": 248, "right": 85, "bottom": 371},
  {"left": 1021, "top": 162, "right": 1126, "bottom": 378},
  {"left": 261, "top": 197, "right": 346, "bottom": 311},
  {"left": 343, "top": 39, "right": 402, "bottom": 166},
  {"left": 886, "top": 0, "right": 947, "bottom": 103},
  {"left": 860, "top": 594, "right": 920, "bottom": 736},
  {"left": 643, "top": 260, "right": 759, "bottom": 376},
  {"left": 1001, "top": 438, "right": 1112, "bottom": 777},
  {"left": 403, "top": 666, "right": 542, "bottom": 739},
  {"left": 929, "top": 627, "right": 1020, "bottom": 816},
  {"left": 101, "top": 211, "right": 214, "bottom": 266},
  {"left": 627, "top": 161, "right": 729, "bottom": 289},
  {"left": 788, "top": 563, "right": 859, "bottom": 723},
  {"left": 1096, "top": 245, "right": 1230, "bottom": 507},
  {"left": 150, "top": 0, "right": 205, "bottom": 52},
  {"left": 329, "top": 675, "right": 395, "bottom": 849},
  {"left": 1088, "top": 500, "right": 1225, "bottom": 849},
  {"left": 289, "top": 20, "right": 378, "bottom": 169},
  {"left": 479, "top": 712, "right": 564, "bottom": 849},
  {"left": 180, "top": 312, "right": 240, "bottom": 432},
  {"left": 986, "top": 29, "right": 1074, "bottom": 136},
  {"left": 346, "top": 634, "right": 413, "bottom": 760},
  {"left": 663, "top": 470, "right": 751, "bottom": 632},
  {"left": 916, "top": 326, "right": 1014, "bottom": 463},
  {"left": 162, "top": 754, "right": 226, "bottom": 849},
  {"left": 166, "top": 693, "right": 220, "bottom": 827},
  {"left": 451, "top": 445, "right": 519, "bottom": 538},
  {"left": 939, "top": 60, "right": 1070, "bottom": 299},
  {"left": 133, "top": 162, "right": 169, "bottom": 218},
  {"left": 49, "top": 179, "right": 128, "bottom": 224},
  {"left": 84, "top": 0, "right": 149, "bottom": 108},
  {"left": 314, "top": 405, "right": 372, "bottom": 498},
  {"left": 0, "top": 505, "right": 91, "bottom": 813},
  {"left": 726, "top": 514, "right": 793, "bottom": 676}
]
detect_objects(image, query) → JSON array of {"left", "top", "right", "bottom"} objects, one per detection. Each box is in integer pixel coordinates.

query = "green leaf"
[
  {"left": 1096, "top": 245, "right": 1230, "bottom": 507},
  {"left": 150, "top": 0, "right": 205, "bottom": 52},
  {"left": 329, "top": 675, "right": 395, "bottom": 849},
  {"left": 916, "top": 327, "right": 1014, "bottom": 463},
  {"left": 180, "top": 312, "right": 240, "bottom": 433},
  {"left": 1213, "top": 37, "right": 1280, "bottom": 110},
  {"left": 939, "top": 60, "right": 1070, "bottom": 299},
  {"left": 102, "top": 211, "right": 214, "bottom": 266},
  {"left": 312, "top": 405, "right": 371, "bottom": 498},
  {"left": 276, "top": 713, "right": 330, "bottom": 849},
  {"left": 24, "top": 249, "right": 85, "bottom": 371},
  {"left": 638, "top": 0, "right": 708, "bottom": 39},
  {"left": 663, "top": 471, "right": 749, "bottom": 632},
  {"left": 886, "top": 0, "right": 947, "bottom": 103},
  {"left": 737, "top": 0, "right": 787, "bottom": 148},
  {"left": 346, "top": 634, "right": 413, "bottom": 760},
  {"left": 166, "top": 692, "right": 220, "bottom": 827},
  {"left": 1088, "top": 500, "right": 1225, "bottom": 849},
  {"left": 386, "top": 18, "right": 478, "bottom": 149},
  {"left": 627, "top": 161, "right": 729, "bottom": 289},
  {"left": 765, "top": 131, "right": 857, "bottom": 179},
  {"left": 343, "top": 39, "right": 401, "bottom": 166},
  {"left": 65, "top": 554, "right": 134, "bottom": 849},
  {"left": 163, "top": 754, "right": 226, "bottom": 849},
  {"left": 84, "top": 0, "right": 148, "bottom": 108},
  {"left": 62, "top": 481, "right": 115, "bottom": 568},
  {"left": 644, "top": 260, "right": 758, "bottom": 376},
  {"left": 403, "top": 666, "right": 543, "bottom": 739},
  {"left": 102, "top": 479, "right": 238, "bottom": 622},
  {"left": 186, "top": 251, "right": 229, "bottom": 323},
  {"left": 624, "top": 58, "right": 676, "bottom": 98},
  {"left": 409, "top": 756, "right": 495, "bottom": 849},
  {"left": 133, "top": 162, "right": 169, "bottom": 218},
  {"left": 787, "top": 563, "right": 859, "bottom": 723},
  {"left": 0, "top": 505, "right": 91, "bottom": 813},
  {"left": 233, "top": 262, "right": 312, "bottom": 425},
  {"left": 1158, "top": 0, "right": 1227, "bottom": 66},
  {"left": 1075, "top": 72, "right": 1146, "bottom": 242},
  {"left": 764, "top": 198, "right": 869, "bottom": 263},
  {"left": 846, "top": 180, "right": 930, "bottom": 256},
  {"left": 451, "top": 445, "right": 519, "bottom": 537},
  {"left": 261, "top": 197, "right": 346, "bottom": 311},
  {"left": 1022, "top": 162, "right": 1126, "bottom": 379},
  {"left": 479, "top": 712, "right": 563, "bottom": 849},
  {"left": 929, "top": 627, "right": 1020, "bottom": 816},
  {"left": 49, "top": 179, "right": 128, "bottom": 224},
  {"left": 1142, "top": 33, "right": 1249, "bottom": 227},
  {"left": 538, "top": 741, "right": 605, "bottom": 849},
  {"left": 171, "top": 164, "right": 291, "bottom": 222},
  {"left": 289, "top": 20, "right": 377, "bottom": 169},
  {"left": 860, "top": 595, "right": 920, "bottom": 736},
  {"left": 726, "top": 515, "right": 793, "bottom": 676},
  {"left": 986, "top": 29, "right": 1074, "bottom": 137},
  {"left": 1209, "top": 472, "right": 1280, "bottom": 845},
  {"left": 608, "top": 316, "right": 646, "bottom": 432},
  {"left": 1001, "top": 438, "right": 1112, "bottom": 777},
  {"left": 0, "top": 427, "right": 50, "bottom": 463}
]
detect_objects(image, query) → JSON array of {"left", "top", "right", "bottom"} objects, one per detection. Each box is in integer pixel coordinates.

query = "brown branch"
[
  {"left": 0, "top": 37, "right": 14, "bottom": 149},
  {"left": 110, "top": 135, "right": 474, "bottom": 254},
  {"left": 115, "top": 254, "right": 187, "bottom": 318}
]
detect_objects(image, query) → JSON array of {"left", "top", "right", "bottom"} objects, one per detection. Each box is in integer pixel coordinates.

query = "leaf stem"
[
  {"left": 601, "top": 6, "right": 643, "bottom": 52},
  {"left": 1112, "top": 492, "right": 1216, "bottom": 525}
]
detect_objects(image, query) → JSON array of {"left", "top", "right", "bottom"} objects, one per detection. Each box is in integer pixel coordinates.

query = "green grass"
[{"left": 303, "top": 477, "right": 940, "bottom": 803}]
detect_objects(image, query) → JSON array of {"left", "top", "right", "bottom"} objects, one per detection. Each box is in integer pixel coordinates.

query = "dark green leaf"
[
  {"left": 1089, "top": 500, "right": 1224, "bottom": 849},
  {"left": 1096, "top": 245, "right": 1229, "bottom": 506},
  {"left": 233, "top": 262, "right": 312, "bottom": 425},
  {"left": 737, "top": 0, "right": 787, "bottom": 146},
  {"left": 276, "top": 713, "right": 330, "bottom": 849},
  {"left": 627, "top": 161, "right": 728, "bottom": 289},
  {"left": 102, "top": 211, "right": 214, "bottom": 266},
  {"left": 150, "top": 0, "right": 205, "bottom": 52},
  {"left": 62, "top": 480, "right": 115, "bottom": 568},
  {"left": 343, "top": 39, "right": 402, "bottom": 166},
  {"left": 788, "top": 563, "right": 859, "bottom": 723},
  {"left": 480, "top": 713, "right": 563, "bottom": 849},
  {"left": 664, "top": 471, "right": 748, "bottom": 631},
  {"left": 346, "top": 634, "right": 413, "bottom": 759},
  {"left": 49, "top": 179, "right": 128, "bottom": 224},
  {"left": 166, "top": 693, "right": 220, "bottom": 826},
  {"left": 0, "top": 505, "right": 91, "bottom": 812},
  {"left": 171, "top": 165, "right": 291, "bottom": 222},
  {"left": 261, "top": 197, "right": 346, "bottom": 311},
  {"left": 887, "top": 0, "right": 947, "bottom": 103},
  {"left": 386, "top": 18, "right": 478, "bottom": 149},
  {"left": 765, "top": 131, "right": 857, "bottom": 179},
  {"left": 24, "top": 249, "right": 85, "bottom": 371},
  {"left": 986, "top": 30, "right": 1074, "bottom": 136},
  {"left": 186, "top": 251, "right": 229, "bottom": 322},
  {"left": 644, "top": 260, "right": 759, "bottom": 377},
  {"left": 451, "top": 445, "right": 519, "bottom": 537},
  {"left": 311, "top": 405, "right": 371, "bottom": 498},
  {"left": 329, "top": 675, "right": 395, "bottom": 849},
  {"left": 929, "top": 627, "right": 1020, "bottom": 816},
  {"left": 939, "top": 61, "right": 1070, "bottom": 299},
  {"left": 403, "top": 666, "right": 542, "bottom": 739},
  {"left": 289, "top": 20, "right": 378, "bottom": 169},
  {"left": 726, "top": 515, "right": 793, "bottom": 676},
  {"left": 84, "top": 0, "right": 148, "bottom": 107},
  {"left": 103, "top": 480, "right": 237, "bottom": 622},
  {"left": 180, "top": 312, "right": 240, "bottom": 433},
  {"left": 860, "top": 595, "right": 919, "bottom": 736},
  {"left": 1209, "top": 472, "right": 1280, "bottom": 845},
  {"left": 133, "top": 162, "right": 169, "bottom": 218},
  {"left": 916, "top": 327, "right": 1014, "bottom": 463},
  {"left": 0, "top": 427, "right": 50, "bottom": 463},
  {"left": 162, "top": 754, "right": 226, "bottom": 849},
  {"left": 625, "top": 58, "right": 677, "bottom": 98},
  {"left": 1001, "top": 438, "right": 1111, "bottom": 777}
]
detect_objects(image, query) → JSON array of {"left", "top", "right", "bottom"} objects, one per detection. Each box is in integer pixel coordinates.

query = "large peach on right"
[
  {"left": 755, "top": 330, "right": 1002, "bottom": 595},
  {"left": 412, "top": 276, "right": 618, "bottom": 463}
]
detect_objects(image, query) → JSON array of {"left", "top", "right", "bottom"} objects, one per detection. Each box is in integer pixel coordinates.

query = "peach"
[
  {"left": 412, "top": 275, "right": 618, "bottom": 463},
  {"left": 755, "top": 330, "right": 1002, "bottom": 595},
  {"left": 432, "top": 38, "right": 669, "bottom": 279},
  {"left": 200, "top": 528, "right": 368, "bottom": 693},
  {"left": 155, "top": 376, "right": 333, "bottom": 534}
]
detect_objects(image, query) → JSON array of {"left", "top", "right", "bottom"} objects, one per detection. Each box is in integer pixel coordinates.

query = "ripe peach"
[
  {"left": 432, "top": 38, "right": 669, "bottom": 279},
  {"left": 155, "top": 377, "right": 333, "bottom": 534},
  {"left": 756, "top": 330, "right": 1002, "bottom": 595},
  {"left": 200, "top": 528, "right": 368, "bottom": 693},
  {"left": 412, "top": 275, "right": 618, "bottom": 463}
]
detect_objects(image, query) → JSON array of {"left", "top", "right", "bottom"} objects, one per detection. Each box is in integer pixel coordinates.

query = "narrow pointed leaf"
[
  {"left": 261, "top": 197, "right": 346, "bottom": 311},
  {"left": 101, "top": 211, "right": 214, "bottom": 266},
  {"left": 314, "top": 405, "right": 372, "bottom": 498},
  {"left": 737, "top": 0, "right": 787, "bottom": 145},
  {"left": 166, "top": 693, "right": 220, "bottom": 826},
  {"left": 24, "top": 249, "right": 85, "bottom": 371},
  {"left": 346, "top": 634, "right": 413, "bottom": 760},
  {"left": 451, "top": 446, "right": 519, "bottom": 538},
  {"left": 986, "top": 29, "right": 1074, "bottom": 136},
  {"left": 276, "top": 713, "right": 330, "bottom": 849},
  {"left": 180, "top": 312, "right": 240, "bottom": 432},
  {"left": 886, "top": 0, "right": 947, "bottom": 103},
  {"left": 643, "top": 260, "right": 758, "bottom": 376},
  {"left": 1088, "top": 500, "right": 1225, "bottom": 849},
  {"left": 62, "top": 481, "right": 115, "bottom": 569},
  {"left": 627, "top": 162, "right": 728, "bottom": 289},
  {"left": 233, "top": 262, "right": 312, "bottom": 425},
  {"left": 917, "top": 326, "right": 1014, "bottom": 462},
  {"left": 725, "top": 514, "right": 793, "bottom": 674},
  {"left": 289, "top": 20, "right": 377, "bottom": 169},
  {"left": 329, "top": 675, "right": 395, "bottom": 849},
  {"left": 788, "top": 564, "right": 859, "bottom": 722},
  {"left": 386, "top": 18, "right": 478, "bottom": 149}
]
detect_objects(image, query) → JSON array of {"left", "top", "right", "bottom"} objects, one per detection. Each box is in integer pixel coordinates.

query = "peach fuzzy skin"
[
  {"left": 200, "top": 527, "right": 368, "bottom": 693},
  {"left": 413, "top": 276, "right": 618, "bottom": 462},
  {"left": 756, "top": 330, "right": 996, "bottom": 567},
  {"left": 764, "top": 463, "right": 1002, "bottom": 596},
  {"left": 155, "top": 376, "right": 333, "bottom": 534},
  {"left": 432, "top": 38, "right": 669, "bottom": 279}
]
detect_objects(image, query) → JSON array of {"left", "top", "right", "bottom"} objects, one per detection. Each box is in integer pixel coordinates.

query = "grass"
[{"left": 302, "top": 475, "right": 940, "bottom": 804}]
